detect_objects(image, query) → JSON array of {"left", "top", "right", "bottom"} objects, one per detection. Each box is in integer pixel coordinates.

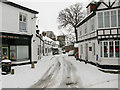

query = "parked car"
[{"left": 68, "top": 50, "right": 74, "bottom": 56}]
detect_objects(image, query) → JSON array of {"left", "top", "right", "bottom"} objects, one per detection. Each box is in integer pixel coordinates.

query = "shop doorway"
[{"left": 2, "top": 47, "right": 9, "bottom": 60}]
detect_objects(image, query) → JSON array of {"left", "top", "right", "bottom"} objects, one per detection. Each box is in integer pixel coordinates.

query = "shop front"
[{"left": 0, "top": 32, "right": 32, "bottom": 62}]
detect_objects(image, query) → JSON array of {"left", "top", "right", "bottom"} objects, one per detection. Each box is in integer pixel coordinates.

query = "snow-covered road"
[
  {"left": 30, "top": 55, "right": 82, "bottom": 88},
  {"left": 2, "top": 54, "right": 118, "bottom": 88},
  {"left": 30, "top": 54, "right": 118, "bottom": 88}
]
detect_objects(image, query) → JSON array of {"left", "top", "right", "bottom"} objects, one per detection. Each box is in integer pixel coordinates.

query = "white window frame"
[
  {"left": 100, "top": 40, "right": 120, "bottom": 59},
  {"left": 19, "top": 12, "right": 27, "bottom": 32},
  {"left": 97, "top": 9, "right": 119, "bottom": 29}
]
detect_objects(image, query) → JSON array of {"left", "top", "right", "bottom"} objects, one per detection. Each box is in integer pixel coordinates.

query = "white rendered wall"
[
  {"left": 0, "top": 2, "right": 2, "bottom": 31},
  {"left": 1, "top": 3, "right": 39, "bottom": 62},
  {"left": 2, "top": 3, "right": 36, "bottom": 35}
]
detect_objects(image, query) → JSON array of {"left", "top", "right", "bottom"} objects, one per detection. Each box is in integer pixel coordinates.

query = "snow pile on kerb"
[
  {"left": 2, "top": 55, "right": 57, "bottom": 88},
  {"left": 65, "top": 56, "right": 118, "bottom": 88}
]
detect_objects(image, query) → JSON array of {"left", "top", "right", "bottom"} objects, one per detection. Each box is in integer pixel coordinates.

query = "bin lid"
[{"left": 1, "top": 59, "right": 11, "bottom": 63}]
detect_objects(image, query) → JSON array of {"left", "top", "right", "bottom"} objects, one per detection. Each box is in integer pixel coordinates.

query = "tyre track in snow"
[
  {"left": 30, "top": 55, "right": 83, "bottom": 88},
  {"left": 58, "top": 56, "right": 83, "bottom": 88},
  {"left": 30, "top": 56, "right": 61, "bottom": 88}
]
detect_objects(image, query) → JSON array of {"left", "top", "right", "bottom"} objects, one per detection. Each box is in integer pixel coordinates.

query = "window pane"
[
  {"left": 104, "top": 42, "right": 108, "bottom": 57},
  {"left": 111, "top": 11, "right": 117, "bottom": 27},
  {"left": 93, "top": 43, "right": 95, "bottom": 55},
  {"left": 85, "top": 23, "right": 87, "bottom": 33},
  {"left": 118, "top": 10, "right": 120, "bottom": 27},
  {"left": 10, "top": 46, "right": 17, "bottom": 59},
  {"left": 109, "top": 41, "right": 114, "bottom": 57},
  {"left": 17, "top": 46, "right": 29, "bottom": 59},
  {"left": 23, "top": 23, "right": 26, "bottom": 31},
  {"left": 23, "top": 15, "right": 26, "bottom": 22},
  {"left": 91, "top": 18, "right": 95, "bottom": 31},
  {"left": 19, "top": 13, "right": 27, "bottom": 32},
  {"left": 115, "top": 41, "right": 120, "bottom": 57},
  {"left": 98, "top": 12, "right": 103, "bottom": 28},
  {"left": 104, "top": 12, "right": 110, "bottom": 27},
  {"left": 19, "top": 14, "right": 22, "bottom": 21},
  {"left": 19, "top": 22, "right": 23, "bottom": 31}
]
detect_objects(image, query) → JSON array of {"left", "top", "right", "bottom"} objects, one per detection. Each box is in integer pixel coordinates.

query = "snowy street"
[
  {"left": 1, "top": 54, "right": 118, "bottom": 88},
  {"left": 30, "top": 55, "right": 82, "bottom": 88}
]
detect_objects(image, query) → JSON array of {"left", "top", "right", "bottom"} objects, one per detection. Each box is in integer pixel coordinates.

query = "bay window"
[
  {"left": 98, "top": 10, "right": 120, "bottom": 28},
  {"left": 100, "top": 41, "right": 120, "bottom": 58}
]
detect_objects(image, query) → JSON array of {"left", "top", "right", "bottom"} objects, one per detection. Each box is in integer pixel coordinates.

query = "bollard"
[
  {"left": 11, "top": 69, "right": 14, "bottom": 75},
  {"left": 31, "top": 62, "right": 35, "bottom": 68}
]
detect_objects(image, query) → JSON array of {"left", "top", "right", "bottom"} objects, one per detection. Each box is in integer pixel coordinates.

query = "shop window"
[
  {"left": 109, "top": 41, "right": 114, "bottom": 57},
  {"left": 115, "top": 41, "right": 120, "bottom": 57},
  {"left": 104, "top": 11, "right": 110, "bottom": 27},
  {"left": 98, "top": 12, "right": 103, "bottom": 28},
  {"left": 104, "top": 42, "right": 108, "bottom": 57},
  {"left": 111, "top": 11, "right": 117, "bottom": 27},
  {"left": 17, "top": 46, "right": 29, "bottom": 60},
  {"left": 10, "top": 46, "right": 17, "bottom": 60},
  {"left": 19, "top": 13, "right": 27, "bottom": 32}
]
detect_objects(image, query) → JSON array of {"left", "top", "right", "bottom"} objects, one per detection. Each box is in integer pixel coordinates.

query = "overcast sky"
[{"left": 9, "top": 0, "right": 98, "bottom": 36}]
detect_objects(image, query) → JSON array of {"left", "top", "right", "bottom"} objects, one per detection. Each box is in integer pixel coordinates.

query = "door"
[
  {"left": 2, "top": 47, "right": 9, "bottom": 60},
  {"left": 85, "top": 43, "right": 88, "bottom": 60}
]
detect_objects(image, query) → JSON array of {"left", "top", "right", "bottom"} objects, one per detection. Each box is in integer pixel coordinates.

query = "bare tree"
[{"left": 58, "top": 2, "right": 85, "bottom": 42}]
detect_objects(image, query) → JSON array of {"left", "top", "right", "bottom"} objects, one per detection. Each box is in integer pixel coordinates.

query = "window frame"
[
  {"left": 19, "top": 13, "right": 27, "bottom": 32},
  {"left": 97, "top": 9, "right": 119, "bottom": 29},
  {"left": 100, "top": 41, "right": 120, "bottom": 58}
]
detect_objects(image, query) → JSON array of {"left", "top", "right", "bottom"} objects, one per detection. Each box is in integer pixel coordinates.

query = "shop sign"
[
  {"left": 0, "top": 35, "right": 19, "bottom": 39},
  {"left": 0, "top": 34, "right": 30, "bottom": 40}
]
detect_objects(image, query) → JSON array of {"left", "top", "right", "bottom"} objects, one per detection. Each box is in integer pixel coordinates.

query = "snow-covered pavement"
[{"left": 1, "top": 54, "right": 119, "bottom": 88}]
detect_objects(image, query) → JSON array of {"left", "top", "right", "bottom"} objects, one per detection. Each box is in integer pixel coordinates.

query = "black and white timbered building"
[{"left": 77, "top": 0, "right": 120, "bottom": 66}]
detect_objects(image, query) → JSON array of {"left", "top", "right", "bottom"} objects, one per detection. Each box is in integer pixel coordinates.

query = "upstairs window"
[
  {"left": 104, "top": 11, "right": 110, "bottom": 27},
  {"left": 111, "top": 11, "right": 117, "bottom": 27},
  {"left": 19, "top": 13, "right": 27, "bottom": 32},
  {"left": 91, "top": 18, "right": 95, "bottom": 31},
  {"left": 98, "top": 12, "right": 103, "bottom": 28},
  {"left": 85, "top": 23, "right": 87, "bottom": 34},
  {"left": 118, "top": 10, "right": 120, "bottom": 27}
]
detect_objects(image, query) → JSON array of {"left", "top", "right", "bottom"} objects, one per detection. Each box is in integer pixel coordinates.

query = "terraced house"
[
  {"left": 77, "top": 0, "right": 120, "bottom": 66},
  {"left": 0, "top": 0, "right": 41, "bottom": 65}
]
